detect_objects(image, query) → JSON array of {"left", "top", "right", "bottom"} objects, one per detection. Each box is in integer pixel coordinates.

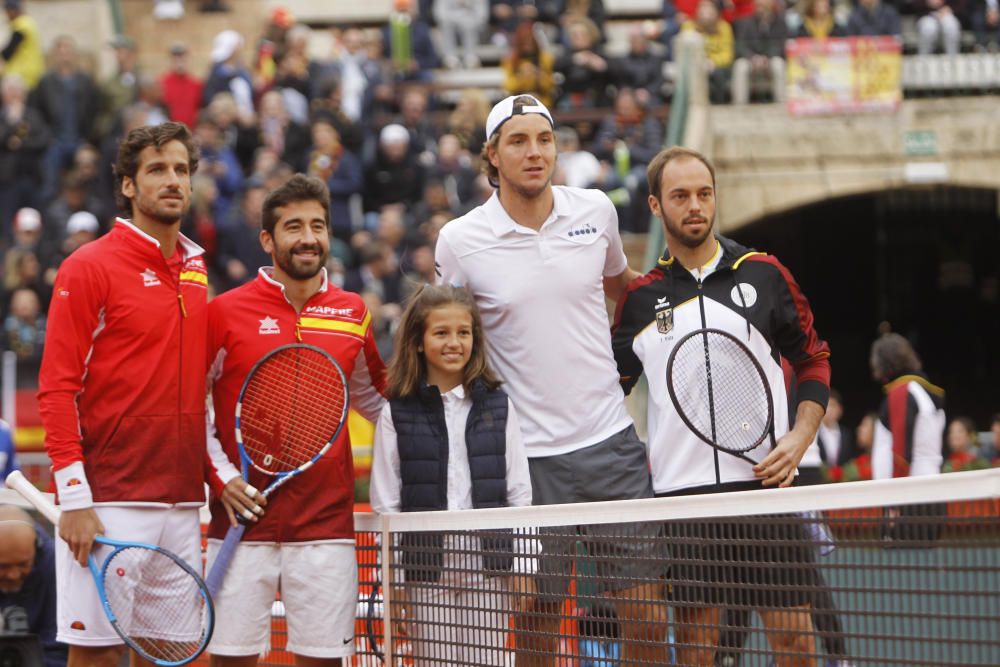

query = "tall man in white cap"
[
  {"left": 435, "top": 94, "right": 667, "bottom": 666},
  {"left": 203, "top": 30, "right": 252, "bottom": 118}
]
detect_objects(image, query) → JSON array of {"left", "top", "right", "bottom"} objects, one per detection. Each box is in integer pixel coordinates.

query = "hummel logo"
[
  {"left": 141, "top": 269, "right": 161, "bottom": 287},
  {"left": 259, "top": 316, "right": 281, "bottom": 335}
]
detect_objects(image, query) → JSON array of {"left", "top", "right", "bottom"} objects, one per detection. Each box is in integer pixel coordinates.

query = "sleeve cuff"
[
  {"left": 216, "top": 463, "right": 242, "bottom": 487},
  {"left": 796, "top": 379, "right": 830, "bottom": 412},
  {"left": 53, "top": 461, "right": 94, "bottom": 511}
]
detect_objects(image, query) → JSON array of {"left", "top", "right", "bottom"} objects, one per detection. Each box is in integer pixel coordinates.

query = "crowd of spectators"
[
  {"left": 822, "top": 402, "right": 998, "bottom": 482},
  {"left": 0, "top": 0, "right": 997, "bottom": 386}
]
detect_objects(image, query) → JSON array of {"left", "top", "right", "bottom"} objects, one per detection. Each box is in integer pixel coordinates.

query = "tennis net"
[
  {"left": 5, "top": 469, "right": 998, "bottom": 666},
  {"left": 357, "top": 468, "right": 1000, "bottom": 667}
]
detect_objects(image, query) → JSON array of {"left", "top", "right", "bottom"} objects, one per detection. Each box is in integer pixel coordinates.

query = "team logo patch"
[
  {"left": 70, "top": 620, "right": 86, "bottom": 631},
  {"left": 654, "top": 297, "right": 673, "bottom": 334},
  {"left": 258, "top": 316, "right": 281, "bottom": 335},
  {"left": 731, "top": 283, "right": 758, "bottom": 308},
  {"left": 141, "top": 268, "right": 161, "bottom": 287},
  {"left": 66, "top": 478, "right": 81, "bottom": 487}
]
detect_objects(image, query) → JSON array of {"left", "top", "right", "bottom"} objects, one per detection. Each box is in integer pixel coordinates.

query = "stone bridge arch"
[{"left": 704, "top": 97, "right": 1000, "bottom": 234}]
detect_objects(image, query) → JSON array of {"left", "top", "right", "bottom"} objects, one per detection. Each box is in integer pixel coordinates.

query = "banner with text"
[{"left": 786, "top": 36, "right": 902, "bottom": 116}]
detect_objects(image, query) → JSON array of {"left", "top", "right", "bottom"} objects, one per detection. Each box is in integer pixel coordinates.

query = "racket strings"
[
  {"left": 240, "top": 348, "right": 347, "bottom": 473},
  {"left": 669, "top": 331, "right": 772, "bottom": 453},
  {"left": 102, "top": 546, "right": 211, "bottom": 663}
]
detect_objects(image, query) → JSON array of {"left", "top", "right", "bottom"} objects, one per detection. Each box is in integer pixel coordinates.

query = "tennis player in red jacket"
[
  {"left": 204, "top": 174, "right": 386, "bottom": 666},
  {"left": 38, "top": 122, "right": 208, "bottom": 667}
]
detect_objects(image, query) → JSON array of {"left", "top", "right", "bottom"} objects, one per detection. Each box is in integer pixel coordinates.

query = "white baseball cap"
[
  {"left": 66, "top": 211, "right": 99, "bottom": 235},
  {"left": 379, "top": 123, "right": 410, "bottom": 145},
  {"left": 485, "top": 94, "right": 554, "bottom": 142},
  {"left": 211, "top": 30, "right": 243, "bottom": 63},
  {"left": 14, "top": 208, "right": 41, "bottom": 232}
]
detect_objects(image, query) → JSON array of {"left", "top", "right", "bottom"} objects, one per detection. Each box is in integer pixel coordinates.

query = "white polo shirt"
[{"left": 436, "top": 186, "right": 633, "bottom": 458}]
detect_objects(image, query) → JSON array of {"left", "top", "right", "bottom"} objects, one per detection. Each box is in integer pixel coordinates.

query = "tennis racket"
[
  {"left": 204, "top": 343, "right": 349, "bottom": 597},
  {"left": 5, "top": 470, "right": 213, "bottom": 666},
  {"left": 666, "top": 328, "right": 775, "bottom": 465}
]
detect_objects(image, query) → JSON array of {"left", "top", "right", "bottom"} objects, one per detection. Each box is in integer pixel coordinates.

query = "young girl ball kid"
[{"left": 369, "top": 285, "right": 533, "bottom": 666}]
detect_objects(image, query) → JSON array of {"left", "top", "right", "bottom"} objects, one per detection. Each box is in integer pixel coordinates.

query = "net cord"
[{"left": 4, "top": 470, "right": 997, "bottom": 534}]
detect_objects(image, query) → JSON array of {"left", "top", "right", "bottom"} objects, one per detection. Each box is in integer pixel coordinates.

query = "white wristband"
[{"left": 53, "top": 461, "right": 94, "bottom": 511}]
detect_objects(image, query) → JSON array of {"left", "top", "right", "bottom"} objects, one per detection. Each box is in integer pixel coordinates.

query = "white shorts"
[
  {"left": 205, "top": 540, "right": 358, "bottom": 658},
  {"left": 55, "top": 505, "right": 202, "bottom": 646}
]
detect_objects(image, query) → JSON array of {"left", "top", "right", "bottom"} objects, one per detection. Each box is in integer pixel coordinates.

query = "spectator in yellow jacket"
[
  {"left": 2, "top": 0, "right": 45, "bottom": 89},
  {"left": 502, "top": 21, "right": 556, "bottom": 108},
  {"left": 682, "top": 0, "right": 734, "bottom": 103}
]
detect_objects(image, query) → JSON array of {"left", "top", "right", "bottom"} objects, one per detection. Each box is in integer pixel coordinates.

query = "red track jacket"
[
  {"left": 39, "top": 219, "right": 209, "bottom": 508},
  {"left": 205, "top": 268, "right": 386, "bottom": 543}
]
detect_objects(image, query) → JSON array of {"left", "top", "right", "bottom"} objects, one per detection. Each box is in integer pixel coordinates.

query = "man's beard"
[
  {"left": 662, "top": 209, "right": 714, "bottom": 248},
  {"left": 276, "top": 243, "right": 327, "bottom": 280}
]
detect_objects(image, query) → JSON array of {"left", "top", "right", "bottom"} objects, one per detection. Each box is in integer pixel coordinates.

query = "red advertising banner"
[{"left": 786, "top": 36, "right": 902, "bottom": 115}]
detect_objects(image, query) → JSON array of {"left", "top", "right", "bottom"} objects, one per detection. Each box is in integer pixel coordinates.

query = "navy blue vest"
[{"left": 390, "top": 381, "right": 513, "bottom": 581}]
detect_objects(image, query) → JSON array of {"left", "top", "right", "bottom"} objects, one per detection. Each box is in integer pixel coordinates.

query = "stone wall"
[{"left": 709, "top": 97, "right": 1000, "bottom": 232}]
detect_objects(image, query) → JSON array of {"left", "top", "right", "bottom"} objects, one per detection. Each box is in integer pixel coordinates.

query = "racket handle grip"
[
  {"left": 5, "top": 470, "right": 62, "bottom": 525},
  {"left": 205, "top": 522, "right": 246, "bottom": 598}
]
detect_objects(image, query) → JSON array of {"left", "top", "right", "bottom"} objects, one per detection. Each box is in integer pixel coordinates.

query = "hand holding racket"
[
  {"left": 204, "top": 343, "right": 349, "bottom": 598},
  {"left": 5, "top": 471, "right": 214, "bottom": 666},
  {"left": 666, "top": 328, "right": 775, "bottom": 466}
]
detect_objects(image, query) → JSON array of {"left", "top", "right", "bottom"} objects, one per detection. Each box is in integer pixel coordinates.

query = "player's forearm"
[
  {"left": 603, "top": 266, "right": 639, "bottom": 302},
  {"left": 790, "top": 400, "right": 825, "bottom": 455}
]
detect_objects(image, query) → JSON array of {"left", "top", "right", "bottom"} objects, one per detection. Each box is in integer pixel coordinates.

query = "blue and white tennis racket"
[
  {"left": 204, "top": 343, "right": 349, "bottom": 597},
  {"left": 5, "top": 470, "right": 214, "bottom": 666}
]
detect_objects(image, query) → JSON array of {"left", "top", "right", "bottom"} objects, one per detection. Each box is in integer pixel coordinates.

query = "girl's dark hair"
[
  {"left": 386, "top": 284, "right": 500, "bottom": 399},
  {"left": 114, "top": 122, "right": 199, "bottom": 216}
]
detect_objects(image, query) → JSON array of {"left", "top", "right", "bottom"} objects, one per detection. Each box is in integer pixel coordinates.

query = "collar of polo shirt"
[{"left": 485, "top": 187, "right": 571, "bottom": 237}]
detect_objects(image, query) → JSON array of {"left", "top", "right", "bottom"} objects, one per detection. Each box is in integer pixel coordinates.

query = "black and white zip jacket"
[{"left": 612, "top": 235, "right": 831, "bottom": 494}]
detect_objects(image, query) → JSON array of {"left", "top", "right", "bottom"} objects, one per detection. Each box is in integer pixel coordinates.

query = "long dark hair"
[{"left": 386, "top": 285, "right": 500, "bottom": 399}]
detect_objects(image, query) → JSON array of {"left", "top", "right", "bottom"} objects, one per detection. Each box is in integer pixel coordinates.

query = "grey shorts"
[{"left": 527, "top": 424, "right": 664, "bottom": 597}]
